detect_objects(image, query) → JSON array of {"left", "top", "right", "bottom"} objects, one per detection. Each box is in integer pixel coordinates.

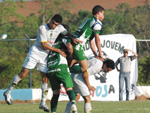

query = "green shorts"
[
  {"left": 73, "top": 44, "right": 87, "bottom": 61},
  {"left": 47, "top": 65, "right": 73, "bottom": 91}
]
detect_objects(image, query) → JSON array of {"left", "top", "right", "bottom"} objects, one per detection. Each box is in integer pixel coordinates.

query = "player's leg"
[
  {"left": 66, "top": 88, "right": 77, "bottom": 113},
  {"left": 83, "top": 96, "right": 92, "bottom": 113},
  {"left": 73, "top": 47, "right": 90, "bottom": 91},
  {"left": 39, "top": 72, "right": 49, "bottom": 112},
  {"left": 73, "top": 73, "right": 92, "bottom": 113},
  {"left": 51, "top": 89, "right": 60, "bottom": 113},
  {"left": 76, "top": 93, "right": 80, "bottom": 102},
  {"left": 64, "top": 93, "right": 80, "bottom": 113},
  {"left": 3, "top": 68, "right": 30, "bottom": 105},
  {"left": 63, "top": 71, "right": 78, "bottom": 113},
  {"left": 37, "top": 61, "right": 49, "bottom": 112},
  {"left": 47, "top": 72, "right": 61, "bottom": 113}
]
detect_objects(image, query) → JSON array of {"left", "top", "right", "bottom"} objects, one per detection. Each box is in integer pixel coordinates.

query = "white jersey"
[
  {"left": 23, "top": 24, "right": 67, "bottom": 72},
  {"left": 71, "top": 57, "right": 103, "bottom": 96},
  {"left": 31, "top": 24, "right": 67, "bottom": 59},
  {"left": 87, "top": 57, "right": 103, "bottom": 75},
  {"left": 70, "top": 57, "right": 103, "bottom": 75}
]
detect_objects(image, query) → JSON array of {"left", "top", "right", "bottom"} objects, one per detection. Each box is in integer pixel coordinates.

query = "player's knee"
[
  {"left": 41, "top": 73, "right": 48, "bottom": 83},
  {"left": 81, "top": 65, "right": 88, "bottom": 72},
  {"left": 82, "top": 69, "right": 88, "bottom": 74},
  {"left": 83, "top": 96, "right": 91, "bottom": 103}
]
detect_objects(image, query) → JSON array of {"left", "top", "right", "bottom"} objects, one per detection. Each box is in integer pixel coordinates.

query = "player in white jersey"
[
  {"left": 65, "top": 57, "right": 115, "bottom": 113},
  {"left": 3, "top": 14, "right": 81, "bottom": 112}
]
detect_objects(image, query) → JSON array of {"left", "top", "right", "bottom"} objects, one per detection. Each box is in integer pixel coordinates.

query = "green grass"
[{"left": 0, "top": 100, "right": 150, "bottom": 113}]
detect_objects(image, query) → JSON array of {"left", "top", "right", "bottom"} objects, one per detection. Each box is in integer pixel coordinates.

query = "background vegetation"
[{"left": 0, "top": 0, "right": 150, "bottom": 89}]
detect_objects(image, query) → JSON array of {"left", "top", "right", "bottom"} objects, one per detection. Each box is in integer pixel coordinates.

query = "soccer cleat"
[
  {"left": 39, "top": 103, "right": 50, "bottom": 112},
  {"left": 71, "top": 104, "right": 78, "bottom": 113},
  {"left": 3, "top": 91, "right": 12, "bottom": 105}
]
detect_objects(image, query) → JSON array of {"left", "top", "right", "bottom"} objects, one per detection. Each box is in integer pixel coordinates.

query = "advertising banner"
[{"left": 59, "top": 34, "right": 138, "bottom": 101}]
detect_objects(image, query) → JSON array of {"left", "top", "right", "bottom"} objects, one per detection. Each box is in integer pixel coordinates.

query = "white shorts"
[
  {"left": 71, "top": 73, "right": 90, "bottom": 96},
  {"left": 23, "top": 50, "right": 48, "bottom": 73}
]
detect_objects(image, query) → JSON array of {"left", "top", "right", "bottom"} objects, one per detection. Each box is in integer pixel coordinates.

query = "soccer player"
[
  {"left": 47, "top": 25, "right": 78, "bottom": 113},
  {"left": 65, "top": 57, "right": 115, "bottom": 113},
  {"left": 3, "top": 14, "right": 80, "bottom": 112},
  {"left": 68, "top": 5, "right": 105, "bottom": 97}
]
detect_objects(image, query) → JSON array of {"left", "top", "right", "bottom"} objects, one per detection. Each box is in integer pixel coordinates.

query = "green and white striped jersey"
[{"left": 72, "top": 16, "right": 102, "bottom": 46}]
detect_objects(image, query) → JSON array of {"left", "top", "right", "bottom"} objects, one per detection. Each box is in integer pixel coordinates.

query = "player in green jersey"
[
  {"left": 47, "top": 24, "right": 78, "bottom": 113},
  {"left": 70, "top": 5, "right": 105, "bottom": 97}
]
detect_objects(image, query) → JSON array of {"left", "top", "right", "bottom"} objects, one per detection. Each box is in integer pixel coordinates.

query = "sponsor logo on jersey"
[{"left": 48, "top": 68, "right": 61, "bottom": 73}]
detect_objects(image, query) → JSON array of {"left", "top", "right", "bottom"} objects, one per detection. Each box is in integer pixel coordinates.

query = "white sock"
[
  {"left": 64, "top": 101, "right": 71, "bottom": 113},
  {"left": 41, "top": 83, "right": 48, "bottom": 104},
  {"left": 84, "top": 103, "right": 92, "bottom": 113},
  {"left": 6, "top": 74, "right": 21, "bottom": 94}
]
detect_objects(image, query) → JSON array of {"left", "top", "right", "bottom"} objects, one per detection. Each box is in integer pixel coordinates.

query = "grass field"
[{"left": 0, "top": 100, "right": 150, "bottom": 113}]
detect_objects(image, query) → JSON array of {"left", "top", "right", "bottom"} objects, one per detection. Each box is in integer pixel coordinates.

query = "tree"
[
  {"left": 138, "top": 56, "right": 150, "bottom": 85},
  {"left": 36, "top": 0, "right": 71, "bottom": 24},
  {"left": 133, "top": 5, "right": 150, "bottom": 47},
  {"left": 0, "top": 0, "right": 24, "bottom": 26}
]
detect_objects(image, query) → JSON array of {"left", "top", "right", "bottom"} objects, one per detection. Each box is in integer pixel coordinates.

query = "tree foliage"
[{"left": 137, "top": 56, "right": 150, "bottom": 85}]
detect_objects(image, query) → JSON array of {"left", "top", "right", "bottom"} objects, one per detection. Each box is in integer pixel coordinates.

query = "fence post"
[{"left": 24, "top": 34, "right": 32, "bottom": 88}]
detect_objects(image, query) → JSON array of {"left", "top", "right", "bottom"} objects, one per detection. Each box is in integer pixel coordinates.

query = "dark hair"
[
  {"left": 51, "top": 14, "right": 63, "bottom": 24},
  {"left": 92, "top": 5, "right": 105, "bottom": 15},
  {"left": 62, "top": 23, "right": 69, "bottom": 31},
  {"left": 103, "top": 59, "right": 115, "bottom": 70}
]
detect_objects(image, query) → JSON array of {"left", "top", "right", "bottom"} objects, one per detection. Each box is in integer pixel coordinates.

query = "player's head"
[
  {"left": 49, "top": 14, "right": 63, "bottom": 29},
  {"left": 102, "top": 59, "right": 115, "bottom": 73},
  {"left": 92, "top": 5, "right": 105, "bottom": 21}
]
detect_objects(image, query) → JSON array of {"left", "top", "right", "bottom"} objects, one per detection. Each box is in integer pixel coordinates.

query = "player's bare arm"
[
  {"left": 90, "top": 39, "right": 97, "bottom": 57},
  {"left": 41, "top": 42, "right": 67, "bottom": 57},
  {"left": 82, "top": 70, "right": 96, "bottom": 93},
  {"left": 67, "top": 33, "right": 83, "bottom": 44},
  {"left": 95, "top": 33, "right": 104, "bottom": 61}
]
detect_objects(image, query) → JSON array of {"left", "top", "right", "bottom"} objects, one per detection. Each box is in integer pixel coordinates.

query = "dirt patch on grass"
[{"left": 134, "top": 95, "right": 150, "bottom": 100}]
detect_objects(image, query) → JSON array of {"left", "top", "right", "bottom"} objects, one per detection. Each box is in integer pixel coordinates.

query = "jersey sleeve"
[
  {"left": 87, "top": 57, "right": 103, "bottom": 75},
  {"left": 59, "top": 25, "right": 67, "bottom": 35},
  {"left": 129, "top": 56, "right": 136, "bottom": 61},
  {"left": 90, "top": 19, "right": 102, "bottom": 34},
  {"left": 39, "top": 25, "right": 48, "bottom": 42},
  {"left": 115, "top": 58, "right": 120, "bottom": 66}
]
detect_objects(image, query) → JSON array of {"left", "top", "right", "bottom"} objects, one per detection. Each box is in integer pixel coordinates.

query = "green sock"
[
  {"left": 51, "top": 94, "right": 59, "bottom": 112},
  {"left": 67, "top": 90, "right": 76, "bottom": 104}
]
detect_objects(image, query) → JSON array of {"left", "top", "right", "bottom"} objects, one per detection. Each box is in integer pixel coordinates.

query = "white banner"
[{"left": 59, "top": 34, "right": 138, "bottom": 101}]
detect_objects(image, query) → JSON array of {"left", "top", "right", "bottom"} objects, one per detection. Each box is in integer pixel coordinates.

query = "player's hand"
[
  {"left": 59, "top": 50, "right": 67, "bottom": 57},
  {"left": 72, "top": 38, "right": 83, "bottom": 44},
  {"left": 88, "top": 86, "right": 96, "bottom": 93},
  {"left": 96, "top": 56, "right": 104, "bottom": 61}
]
